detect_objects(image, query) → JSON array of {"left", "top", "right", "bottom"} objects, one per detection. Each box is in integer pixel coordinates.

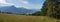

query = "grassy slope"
[{"left": 0, "top": 14, "right": 58, "bottom": 22}]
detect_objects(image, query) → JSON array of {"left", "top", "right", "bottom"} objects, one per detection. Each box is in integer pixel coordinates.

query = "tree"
[
  {"left": 43, "top": 0, "right": 60, "bottom": 19},
  {"left": 40, "top": 1, "right": 48, "bottom": 16},
  {"left": 32, "top": 0, "right": 60, "bottom": 19},
  {"left": 31, "top": 1, "right": 48, "bottom": 16}
]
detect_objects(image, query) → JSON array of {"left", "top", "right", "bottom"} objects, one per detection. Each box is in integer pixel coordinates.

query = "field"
[{"left": 0, "top": 13, "right": 59, "bottom": 22}]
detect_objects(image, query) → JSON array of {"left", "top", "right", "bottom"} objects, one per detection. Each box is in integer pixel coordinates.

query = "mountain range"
[{"left": 0, "top": 5, "right": 38, "bottom": 14}]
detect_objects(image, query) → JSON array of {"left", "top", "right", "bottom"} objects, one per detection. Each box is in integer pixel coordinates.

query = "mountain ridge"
[{"left": 0, "top": 5, "right": 37, "bottom": 14}]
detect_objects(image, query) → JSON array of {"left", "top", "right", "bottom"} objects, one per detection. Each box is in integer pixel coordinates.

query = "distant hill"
[{"left": 0, "top": 5, "right": 37, "bottom": 14}]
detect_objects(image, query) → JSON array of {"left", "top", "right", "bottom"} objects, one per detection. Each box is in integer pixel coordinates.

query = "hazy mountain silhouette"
[{"left": 0, "top": 5, "right": 37, "bottom": 14}]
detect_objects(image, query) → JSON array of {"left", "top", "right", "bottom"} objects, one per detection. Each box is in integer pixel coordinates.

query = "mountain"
[
  {"left": 0, "top": 5, "right": 19, "bottom": 13},
  {"left": 0, "top": 5, "right": 37, "bottom": 14}
]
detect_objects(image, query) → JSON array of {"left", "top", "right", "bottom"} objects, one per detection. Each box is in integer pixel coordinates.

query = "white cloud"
[
  {"left": 22, "top": 1, "right": 28, "bottom": 4},
  {"left": 0, "top": 0, "right": 14, "bottom": 5},
  {"left": 0, "top": 0, "right": 7, "bottom": 4},
  {"left": 19, "top": 0, "right": 29, "bottom": 4},
  {"left": 17, "top": 0, "right": 41, "bottom": 9}
]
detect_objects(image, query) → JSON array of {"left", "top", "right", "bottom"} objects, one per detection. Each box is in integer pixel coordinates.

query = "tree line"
[{"left": 0, "top": 11, "right": 12, "bottom": 14}]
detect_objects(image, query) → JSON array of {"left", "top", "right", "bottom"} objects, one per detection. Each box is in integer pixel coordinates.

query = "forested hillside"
[
  {"left": 44, "top": 0, "right": 60, "bottom": 19},
  {"left": 32, "top": 0, "right": 60, "bottom": 19}
]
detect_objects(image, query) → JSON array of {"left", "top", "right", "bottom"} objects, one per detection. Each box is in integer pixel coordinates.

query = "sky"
[{"left": 0, "top": 0, "right": 45, "bottom": 9}]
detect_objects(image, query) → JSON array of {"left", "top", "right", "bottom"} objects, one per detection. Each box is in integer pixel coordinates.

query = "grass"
[{"left": 0, "top": 13, "right": 59, "bottom": 22}]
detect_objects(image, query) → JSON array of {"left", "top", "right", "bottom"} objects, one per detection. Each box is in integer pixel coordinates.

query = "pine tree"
[
  {"left": 43, "top": 0, "right": 60, "bottom": 19},
  {"left": 32, "top": 0, "right": 60, "bottom": 18},
  {"left": 40, "top": 1, "right": 48, "bottom": 16}
]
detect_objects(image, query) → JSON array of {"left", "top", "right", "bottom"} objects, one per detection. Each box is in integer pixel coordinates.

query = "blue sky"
[{"left": 0, "top": 0, "right": 45, "bottom": 9}]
